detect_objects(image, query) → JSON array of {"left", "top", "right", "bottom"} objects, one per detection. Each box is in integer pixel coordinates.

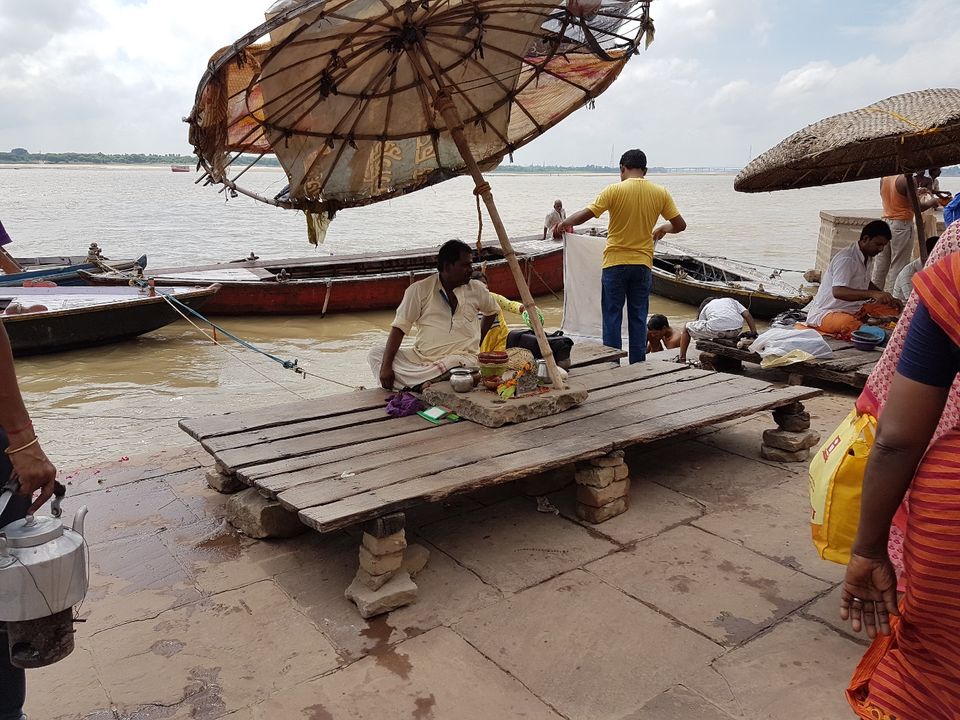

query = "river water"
[{"left": 1, "top": 166, "right": 956, "bottom": 468}]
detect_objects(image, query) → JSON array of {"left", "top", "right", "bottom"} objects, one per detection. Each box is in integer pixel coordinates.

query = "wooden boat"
[
  {"left": 171, "top": 165, "right": 191, "bottom": 172},
  {"left": 2, "top": 253, "right": 147, "bottom": 287},
  {"left": 80, "top": 236, "right": 563, "bottom": 316},
  {"left": 652, "top": 239, "right": 812, "bottom": 319},
  {"left": 0, "top": 285, "right": 219, "bottom": 356}
]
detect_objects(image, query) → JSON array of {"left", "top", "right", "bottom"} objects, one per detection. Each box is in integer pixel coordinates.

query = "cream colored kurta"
[{"left": 392, "top": 274, "right": 499, "bottom": 361}]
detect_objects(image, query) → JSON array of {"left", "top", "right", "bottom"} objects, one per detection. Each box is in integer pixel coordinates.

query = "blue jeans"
[{"left": 601, "top": 264, "right": 652, "bottom": 364}]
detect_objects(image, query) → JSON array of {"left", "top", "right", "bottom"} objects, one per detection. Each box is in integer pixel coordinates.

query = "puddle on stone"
[
  {"left": 303, "top": 704, "right": 334, "bottom": 720},
  {"left": 361, "top": 616, "right": 413, "bottom": 679},
  {"left": 193, "top": 528, "right": 243, "bottom": 561},
  {"left": 413, "top": 694, "right": 436, "bottom": 719}
]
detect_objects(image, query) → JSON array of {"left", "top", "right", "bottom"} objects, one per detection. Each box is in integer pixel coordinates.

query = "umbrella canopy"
[
  {"left": 188, "top": 0, "right": 653, "bottom": 213},
  {"left": 734, "top": 88, "right": 960, "bottom": 193}
]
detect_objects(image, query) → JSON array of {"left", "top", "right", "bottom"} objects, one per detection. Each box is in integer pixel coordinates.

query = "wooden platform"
[
  {"left": 181, "top": 359, "right": 820, "bottom": 534},
  {"left": 695, "top": 336, "right": 880, "bottom": 388}
]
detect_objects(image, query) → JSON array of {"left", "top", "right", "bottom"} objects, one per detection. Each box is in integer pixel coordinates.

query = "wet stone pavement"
[{"left": 26, "top": 393, "right": 866, "bottom": 720}]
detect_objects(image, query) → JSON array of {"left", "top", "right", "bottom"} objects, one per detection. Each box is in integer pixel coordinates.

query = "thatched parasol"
[
  {"left": 187, "top": 0, "right": 655, "bottom": 388},
  {"left": 735, "top": 88, "right": 960, "bottom": 261}
]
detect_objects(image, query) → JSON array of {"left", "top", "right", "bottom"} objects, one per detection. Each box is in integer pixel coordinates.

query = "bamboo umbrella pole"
[
  {"left": 410, "top": 50, "right": 566, "bottom": 388},
  {"left": 903, "top": 173, "right": 931, "bottom": 264}
]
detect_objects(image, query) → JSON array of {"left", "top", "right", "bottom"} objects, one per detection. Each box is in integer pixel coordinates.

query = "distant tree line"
[
  {"left": 0, "top": 150, "right": 280, "bottom": 167},
  {"left": 3, "top": 149, "right": 957, "bottom": 175}
]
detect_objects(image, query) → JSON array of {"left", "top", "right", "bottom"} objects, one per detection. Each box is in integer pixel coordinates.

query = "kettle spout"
[{"left": 72, "top": 506, "right": 88, "bottom": 537}]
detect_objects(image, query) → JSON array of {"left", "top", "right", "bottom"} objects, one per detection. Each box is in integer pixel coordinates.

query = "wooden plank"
[
  {"left": 299, "top": 384, "right": 820, "bottom": 532},
  {"left": 214, "top": 413, "right": 440, "bottom": 472},
  {"left": 855, "top": 362, "right": 878, "bottom": 381},
  {"left": 275, "top": 371, "right": 732, "bottom": 509},
  {"left": 696, "top": 338, "right": 872, "bottom": 388},
  {"left": 239, "top": 362, "right": 693, "bottom": 486},
  {"left": 202, "top": 406, "right": 394, "bottom": 454},
  {"left": 184, "top": 349, "right": 649, "bottom": 445},
  {"left": 568, "top": 342, "right": 627, "bottom": 368},
  {"left": 179, "top": 387, "right": 392, "bottom": 441},
  {"left": 248, "top": 366, "right": 715, "bottom": 497},
  {"left": 286, "top": 375, "right": 753, "bottom": 513}
]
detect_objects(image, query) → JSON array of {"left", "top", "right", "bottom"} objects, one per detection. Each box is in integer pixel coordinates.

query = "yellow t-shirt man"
[{"left": 587, "top": 178, "right": 680, "bottom": 269}]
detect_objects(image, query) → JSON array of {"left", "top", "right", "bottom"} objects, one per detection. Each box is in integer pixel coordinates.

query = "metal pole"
[{"left": 410, "top": 50, "right": 566, "bottom": 388}]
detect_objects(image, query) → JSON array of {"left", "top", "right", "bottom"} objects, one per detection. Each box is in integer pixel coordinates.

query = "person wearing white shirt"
[
  {"left": 678, "top": 297, "right": 757, "bottom": 362},
  {"left": 369, "top": 240, "right": 499, "bottom": 390},
  {"left": 542, "top": 199, "right": 566, "bottom": 240},
  {"left": 893, "top": 236, "right": 940, "bottom": 303},
  {"left": 803, "top": 220, "right": 901, "bottom": 337}
]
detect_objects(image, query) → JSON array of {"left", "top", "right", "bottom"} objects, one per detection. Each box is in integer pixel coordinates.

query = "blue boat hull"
[{"left": 0, "top": 255, "right": 147, "bottom": 287}]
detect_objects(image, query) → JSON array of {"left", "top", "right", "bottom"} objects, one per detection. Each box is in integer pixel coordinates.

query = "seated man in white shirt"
[
  {"left": 803, "top": 220, "right": 902, "bottom": 337},
  {"left": 678, "top": 297, "right": 757, "bottom": 362},
  {"left": 892, "top": 235, "right": 939, "bottom": 303},
  {"left": 369, "top": 239, "right": 499, "bottom": 390}
]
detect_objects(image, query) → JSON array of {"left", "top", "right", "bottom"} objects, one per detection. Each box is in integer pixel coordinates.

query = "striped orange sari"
[{"left": 848, "top": 253, "right": 960, "bottom": 719}]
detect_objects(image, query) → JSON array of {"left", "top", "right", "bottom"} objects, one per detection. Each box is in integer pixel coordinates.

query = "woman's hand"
[
  {"left": 8, "top": 436, "right": 57, "bottom": 513},
  {"left": 840, "top": 553, "right": 900, "bottom": 638}
]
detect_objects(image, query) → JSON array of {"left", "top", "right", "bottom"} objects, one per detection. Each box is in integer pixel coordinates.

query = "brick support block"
[
  {"left": 762, "top": 428, "right": 821, "bottom": 452},
  {"left": 760, "top": 444, "right": 810, "bottom": 463},
  {"left": 576, "top": 497, "right": 628, "bottom": 524},
  {"left": 576, "top": 479, "right": 630, "bottom": 508},
  {"left": 575, "top": 465, "right": 616, "bottom": 488},
  {"left": 362, "top": 530, "right": 407, "bottom": 556},
  {"left": 359, "top": 545, "right": 404, "bottom": 576}
]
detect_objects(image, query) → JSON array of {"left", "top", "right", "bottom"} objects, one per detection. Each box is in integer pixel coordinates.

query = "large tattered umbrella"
[
  {"left": 187, "top": 0, "right": 655, "bottom": 387},
  {"left": 735, "top": 88, "right": 960, "bottom": 262}
]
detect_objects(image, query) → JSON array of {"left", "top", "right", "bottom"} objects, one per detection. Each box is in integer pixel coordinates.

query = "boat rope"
[
  {"left": 159, "top": 293, "right": 360, "bottom": 391},
  {"left": 527, "top": 262, "right": 562, "bottom": 303}
]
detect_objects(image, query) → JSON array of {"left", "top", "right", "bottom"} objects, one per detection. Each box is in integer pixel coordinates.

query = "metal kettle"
[{"left": 0, "top": 488, "right": 89, "bottom": 668}]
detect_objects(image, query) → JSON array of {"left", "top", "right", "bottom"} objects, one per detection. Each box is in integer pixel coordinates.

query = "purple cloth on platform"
[
  {"left": 0, "top": 220, "right": 10, "bottom": 247},
  {"left": 386, "top": 392, "right": 424, "bottom": 417}
]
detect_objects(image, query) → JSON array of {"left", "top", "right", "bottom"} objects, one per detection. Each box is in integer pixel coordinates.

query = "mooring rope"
[{"left": 159, "top": 292, "right": 360, "bottom": 391}]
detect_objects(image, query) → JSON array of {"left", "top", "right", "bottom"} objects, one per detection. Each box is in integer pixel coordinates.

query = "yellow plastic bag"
[{"left": 809, "top": 408, "right": 876, "bottom": 564}]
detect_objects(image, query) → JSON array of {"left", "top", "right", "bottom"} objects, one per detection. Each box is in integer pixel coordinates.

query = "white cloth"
[
  {"left": 892, "top": 257, "right": 923, "bottom": 303},
  {"left": 803, "top": 241, "right": 874, "bottom": 326},
  {"left": 560, "top": 232, "right": 627, "bottom": 342},
  {"left": 391, "top": 274, "right": 499, "bottom": 362},
  {"left": 693, "top": 297, "right": 747, "bottom": 333},
  {"left": 685, "top": 323, "right": 739, "bottom": 341},
  {"left": 367, "top": 346, "right": 473, "bottom": 390},
  {"left": 870, "top": 218, "right": 913, "bottom": 293}
]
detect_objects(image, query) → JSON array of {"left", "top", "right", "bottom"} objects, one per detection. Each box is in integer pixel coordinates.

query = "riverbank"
[{"left": 27, "top": 388, "right": 862, "bottom": 720}]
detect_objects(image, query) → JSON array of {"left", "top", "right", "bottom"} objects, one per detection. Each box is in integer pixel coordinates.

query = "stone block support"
[
  {"left": 574, "top": 452, "right": 630, "bottom": 523},
  {"left": 346, "top": 512, "right": 421, "bottom": 617}
]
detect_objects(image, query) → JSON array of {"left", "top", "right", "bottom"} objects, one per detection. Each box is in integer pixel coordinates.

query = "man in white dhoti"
[{"left": 369, "top": 239, "right": 499, "bottom": 390}]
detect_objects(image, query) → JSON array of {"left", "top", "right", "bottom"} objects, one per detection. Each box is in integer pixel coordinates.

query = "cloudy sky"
[{"left": 1, "top": 0, "right": 958, "bottom": 167}]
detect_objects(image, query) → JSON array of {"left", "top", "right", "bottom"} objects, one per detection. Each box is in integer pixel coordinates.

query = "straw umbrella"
[
  {"left": 187, "top": 0, "right": 655, "bottom": 388},
  {"left": 735, "top": 88, "right": 960, "bottom": 262}
]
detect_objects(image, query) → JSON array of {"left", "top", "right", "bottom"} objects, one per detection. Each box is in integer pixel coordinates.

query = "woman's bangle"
[
  {"left": 3, "top": 420, "right": 33, "bottom": 436},
  {"left": 4, "top": 436, "right": 39, "bottom": 456}
]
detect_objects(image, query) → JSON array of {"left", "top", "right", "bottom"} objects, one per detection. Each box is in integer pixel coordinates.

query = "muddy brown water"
[{"left": 4, "top": 167, "right": 955, "bottom": 471}]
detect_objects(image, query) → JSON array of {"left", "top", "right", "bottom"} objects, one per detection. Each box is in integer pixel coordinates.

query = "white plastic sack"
[{"left": 748, "top": 328, "right": 832, "bottom": 360}]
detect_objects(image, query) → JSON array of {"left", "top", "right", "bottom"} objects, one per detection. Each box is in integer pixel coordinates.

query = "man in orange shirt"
[
  {"left": 556, "top": 150, "right": 686, "bottom": 363},
  {"left": 875, "top": 175, "right": 939, "bottom": 292}
]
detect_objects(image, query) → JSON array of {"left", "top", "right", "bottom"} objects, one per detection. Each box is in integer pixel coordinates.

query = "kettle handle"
[{"left": 72, "top": 506, "right": 88, "bottom": 537}]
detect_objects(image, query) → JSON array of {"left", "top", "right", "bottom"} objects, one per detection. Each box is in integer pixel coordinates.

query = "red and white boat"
[{"left": 80, "top": 236, "right": 563, "bottom": 316}]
